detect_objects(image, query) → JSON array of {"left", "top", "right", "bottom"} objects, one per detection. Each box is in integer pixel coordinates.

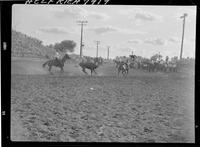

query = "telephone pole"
[
  {"left": 180, "top": 13, "right": 187, "bottom": 60},
  {"left": 95, "top": 41, "right": 100, "bottom": 58},
  {"left": 107, "top": 46, "right": 110, "bottom": 60},
  {"left": 77, "top": 20, "right": 88, "bottom": 57}
]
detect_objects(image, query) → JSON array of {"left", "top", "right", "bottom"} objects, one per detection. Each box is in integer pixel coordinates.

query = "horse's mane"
[{"left": 61, "top": 54, "right": 70, "bottom": 62}]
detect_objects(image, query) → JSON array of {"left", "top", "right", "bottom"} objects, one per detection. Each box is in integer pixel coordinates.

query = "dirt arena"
[{"left": 11, "top": 57, "right": 194, "bottom": 142}]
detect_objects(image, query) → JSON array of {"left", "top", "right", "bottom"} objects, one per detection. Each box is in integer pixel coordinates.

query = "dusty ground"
[{"left": 11, "top": 57, "right": 194, "bottom": 142}]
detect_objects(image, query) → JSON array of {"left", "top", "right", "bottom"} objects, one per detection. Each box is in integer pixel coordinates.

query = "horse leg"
[
  {"left": 118, "top": 69, "right": 120, "bottom": 76},
  {"left": 60, "top": 66, "right": 64, "bottom": 73},
  {"left": 48, "top": 65, "right": 52, "bottom": 72},
  {"left": 124, "top": 67, "right": 128, "bottom": 76},
  {"left": 91, "top": 69, "right": 93, "bottom": 76},
  {"left": 174, "top": 67, "right": 176, "bottom": 72},
  {"left": 82, "top": 68, "right": 88, "bottom": 75},
  {"left": 48, "top": 66, "right": 53, "bottom": 74},
  {"left": 174, "top": 66, "right": 177, "bottom": 72},
  {"left": 122, "top": 70, "right": 126, "bottom": 76},
  {"left": 116, "top": 64, "right": 118, "bottom": 69},
  {"left": 126, "top": 70, "right": 128, "bottom": 76},
  {"left": 93, "top": 69, "right": 97, "bottom": 74}
]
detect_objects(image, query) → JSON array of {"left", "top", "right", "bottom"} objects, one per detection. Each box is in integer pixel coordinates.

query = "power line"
[
  {"left": 180, "top": 13, "right": 187, "bottom": 60},
  {"left": 77, "top": 20, "right": 88, "bottom": 57}
]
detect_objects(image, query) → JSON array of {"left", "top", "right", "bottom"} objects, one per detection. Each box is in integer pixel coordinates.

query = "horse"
[
  {"left": 129, "top": 55, "right": 137, "bottom": 61},
  {"left": 117, "top": 61, "right": 129, "bottom": 76},
  {"left": 113, "top": 60, "right": 121, "bottom": 69},
  {"left": 128, "top": 61, "right": 138, "bottom": 69},
  {"left": 79, "top": 60, "right": 100, "bottom": 76},
  {"left": 94, "top": 57, "right": 103, "bottom": 66},
  {"left": 141, "top": 59, "right": 155, "bottom": 72},
  {"left": 42, "top": 54, "right": 71, "bottom": 73}
]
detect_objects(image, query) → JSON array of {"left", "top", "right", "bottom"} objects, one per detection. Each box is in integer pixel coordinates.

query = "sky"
[{"left": 12, "top": 5, "right": 196, "bottom": 59}]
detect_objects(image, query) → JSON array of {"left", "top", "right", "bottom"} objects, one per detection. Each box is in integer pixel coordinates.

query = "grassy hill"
[{"left": 12, "top": 30, "right": 55, "bottom": 58}]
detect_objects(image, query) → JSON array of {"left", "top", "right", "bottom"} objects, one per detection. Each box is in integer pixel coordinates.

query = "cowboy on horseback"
[
  {"left": 117, "top": 60, "right": 129, "bottom": 76},
  {"left": 43, "top": 52, "right": 70, "bottom": 73}
]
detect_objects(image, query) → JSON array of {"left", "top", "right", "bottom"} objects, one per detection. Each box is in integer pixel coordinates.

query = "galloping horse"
[
  {"left": 42, "top": 54, "right": 71, "bottom": 73},
  {"left": 79, "top": 60, "right": 100, "bottom": 76}
]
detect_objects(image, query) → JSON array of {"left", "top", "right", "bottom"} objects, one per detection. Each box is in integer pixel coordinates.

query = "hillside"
[{"left": 12, "top": 30, "right": 55, "bottom": 58}]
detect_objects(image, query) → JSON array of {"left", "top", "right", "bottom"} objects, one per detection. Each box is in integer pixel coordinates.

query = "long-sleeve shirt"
[{"left": 55, "top": 52, "right": 61, "bottom": 59}]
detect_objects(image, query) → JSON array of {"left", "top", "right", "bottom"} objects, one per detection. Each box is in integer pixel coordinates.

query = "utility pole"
[
  {"left": 82, "top": 42, "right": 85, "bottom": 56},
  {"left": 95, "top": 41, "right": 100, "bottom": 58},
  {"left": 180, "top": 13, "right": 187, "bottom": 60},
  {"left": 77, "top": 20, "right": 88, "bottom": 57},
  {"left": 107, "top": 46, "right": 110, "bottom": 60}
]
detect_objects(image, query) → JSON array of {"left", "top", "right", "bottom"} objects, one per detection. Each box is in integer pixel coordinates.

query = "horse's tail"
[{"left": 43, "top": 61, "right": 49, "bottom": 68}]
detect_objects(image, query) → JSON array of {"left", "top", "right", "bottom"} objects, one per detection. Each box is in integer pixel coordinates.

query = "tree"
[
  {"left": 54, "top": 40, "right": 76, "bottom": 53},
  {"left": 171, "top": 56, "right": 178, "bottom": 62},
  {"left": 46, "top": 44, "right": 54, "bottom": 48}
]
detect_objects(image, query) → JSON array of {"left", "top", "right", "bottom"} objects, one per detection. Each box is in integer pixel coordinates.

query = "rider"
[{"left": 54, "top": 51, "right": 61, "bottom": 61}]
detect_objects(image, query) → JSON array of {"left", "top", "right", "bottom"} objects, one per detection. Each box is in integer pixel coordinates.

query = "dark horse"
[
  {"left": 42, "top": 54, "right": 71, "bottom": 73},
  {"left": 117, "top": 61, "right": 129, "bottom": 76},
  {"left": 79, "top": 60, "right": 100, "bottom": 76},
  {"left": 113, "top": 60, "right": 121, "bottom": 69}
]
